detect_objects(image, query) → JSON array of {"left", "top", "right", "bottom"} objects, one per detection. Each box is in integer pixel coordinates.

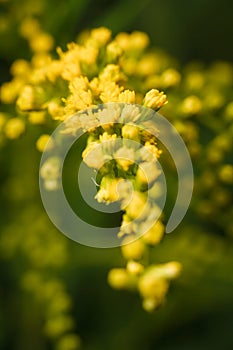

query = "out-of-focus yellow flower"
[
  {"left": 142, "top": 220, "right": 164, "bottom": 245},
  {"left": 161, "top": 68, "right": 181, "bottom": 88},
  {"left": 108, "top": 268, "right": 130, "bottom": 289},
  {"left": 36, "top": 134, "right": 53, "bottom": 152},
  {"left": 126, "top": 260, "right": 144, "bottom": 275},
  {"left": 181, "top": 95, "right": 202, "bottom": 115},
  {"left": 218, "top": 165, "right": 233, "bottom": 184},
  {"left": 29, "top": 32, "right": 54, "bottom": 52},
  {"left": 28, "top": 111, "right": 46, "bottom": 124},
  {"left": 121, "top": 238, "right": 145, "bottom": 260},
  {"left": 56, "top": 334, "right": 81, "bottom": 350},
  {"left": 4, "top": 118, "right": 25, "bottom": 139}
]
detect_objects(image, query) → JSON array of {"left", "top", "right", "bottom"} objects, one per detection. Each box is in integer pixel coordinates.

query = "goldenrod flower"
[
  {"left": 143, "top": 89, "right": 168, "bottom": 110},
  {"left": 4, "top": 118, "right": 25, "bottom": 139}
]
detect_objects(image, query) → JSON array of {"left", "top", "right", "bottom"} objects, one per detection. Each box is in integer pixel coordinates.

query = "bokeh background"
[{"left": 0, "top": 1, "right": 233, "bottom": 350}]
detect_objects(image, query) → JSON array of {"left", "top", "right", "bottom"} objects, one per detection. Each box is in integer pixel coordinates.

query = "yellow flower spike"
[
  {"left": 36, "top": 134, "right": 53, "bottom": 152},
  {"left": 108, "top": 268, "right": 131, "bottom": 289},
  {"left": 142, "top": 220, "right": 165, "bottom": 246},
  {"left": 121, "top": 123, "right": 140, "bottom": 141},
  {"left": 126, "top": 260, "right": 144, "bottom": 275},
  {"left": 181, "top": 95, "right": 202, "bottom": 115},
  {"left": 4, "top": 118, "right": 25, "bottom": 139},
  {"left": 118, "top": 90, "right": 136, "bottom": 103},
  {"left": 121, "top": 237, "right": 145, "bottom": 261},
  {"left": 47, "top": 101, "right": 65, "bottom": 120},
  {"left": 218, "top": 165, "right": 233, "bottom": 184},
  {"left": 143, "top": 89, "right": 168, "bottom": 110}
]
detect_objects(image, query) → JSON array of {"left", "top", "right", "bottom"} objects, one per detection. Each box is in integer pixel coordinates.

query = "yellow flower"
[
  {"left": 126, "top": 260, "right": 144, "bottom": 275},
  {"left": 28, "top": 111, "right": 46, "bottom": 124},
  {"left": 142, "top": 220, "right": 164, "bottom": 245},
  {"left": 29, "top": 33, "right": 54, "bottom": 53},
  {"left": 161, "top": 68, "right": 181, "bottom": 88},
  {"left": 121, "top": 237, "right": 145, "bottom": 260},
  {"left": 90, "top": 27, "right": 112, "bottom": 46},
  {"left": 121, "top": 124, "right": 140, "bottom": 141},
  {"left": 143, "top": 89, "right": 168, "bottom": 110},
  {"left": 124, "top": 191, "right": 149, "bottom": 220},
  {"left": 118, "top": 90, "right": 136, "bottom": 103},
  {"left": 136, "top": 161, "right": 161, "bottom": 186},
  {"left": 181, "top": 95, "right": 202, "bottom": 115},
  {"left": 16, "top": 85, "right": 46, "bottom": 111},
  {"left": 4, "top": 118, "right": 25, "bottom": 139},
  {"left": 108, "top": 268, "right": 130, "bottom": 289},
  {"left": 95, "top": 177, "right": 123, "bottom": 204},
  {"left": 36, "top": 134, "right": 53, "bottom": 152},
  {"left": 218, "top": 165, "right": 233, "bottom": 184},
  {"left": 114, "top": 146, "right": 135, "bottom": 171}
]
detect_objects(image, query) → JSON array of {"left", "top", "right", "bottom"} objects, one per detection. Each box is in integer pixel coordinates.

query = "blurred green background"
[{"left": 0, "top": 0, "right": 233, "bottom": 350}]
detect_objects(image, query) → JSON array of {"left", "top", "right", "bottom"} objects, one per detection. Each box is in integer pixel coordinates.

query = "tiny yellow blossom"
[
  {"left": 124, "top": 191, "right": 149, "bottom": 220},
  {"left": 136, "top": 161, "right": 161, "bottom": 186},
  {"left": 29, "top": 33, "right": 54, "bottom": 52},
  {"left": 143, "top": 89, "right": 168, "bottom": 110},
  {"left": 126, "top": 260, "right": 144, "bottom": 275},
  {"left": 106, "top": 41, "right": 123, "bottom": 61},
  {"left": 121, "top": 238, "right": 145, "bottom": 260},
  {"left": 56, "top": 334, "right": 81, "bottom": 350},
  {"left": 36, "top": 134, "right": 53, "bottom": 152},
  {"left": 108, "top": 268, "right": 130, "bottom": 289},
  {"left": 10, "top": 59, "right": 31, "bottom": 77},
  {"left": 138, "top": 272, "right": 168, "bottom": 301},
  {"left": 181, "top": 95, "right": 202, "bottom": 115},
  {"left": 19, "top": 17, "right": 40, "bottom": 39},
  {"left": 121, "top": 124, "right": 140, "bottom": 141},
  {"left": 4, "top": 118, "right": 25, "bottom": 139},
  {"left": 0, "top": 79, "right": 24, "bottom": 104},
  {"left": 218, "top": 165, "right": 233, "bottom": 184},
  {"left": 142, "top": 220, "right": 164, "bottom": 245},
  {"left": 161, "top": 68, "right": 181, "bottom": 88},
  {"left": 28, "top": 111, "right": 46, "bottom": 124},
  {"left": 114, "top": 146, "right": 135, "bottom": 171},
  {"left": 90, "top": 27, "right": 112, "bottom": 46},
  {"left": 16, "top": 85, "right": 45, "bottom": 111},
  {"left": 118, "top": 90, "right": 136, "bottom": 103}
]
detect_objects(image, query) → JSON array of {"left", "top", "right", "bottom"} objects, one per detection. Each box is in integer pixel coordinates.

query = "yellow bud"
[
  {"left": 143, "top": 89, "right": 168, "bottom": 110},
  {"left": 4, "top": 118, "right": 25, "bottom": 139},
  {"left": 121, "top": 124, "right": 140, "bottom": 141},
  {"left": 138, "top": 273, "right": 168, "bottom": 300},
  {"left": 121, "top": 238, "right": 145, "bottom": 260},
  {"left": 136, "top": 161, "right": 161, "bottom": 186},
  {"left": 28, "top": 111, "right": 46, "bottom": 124},
  {"left": 124, "top": 191, "right": 148, "bottom": 220},
  {"left": 29, "top": 32, "right": 54, "bottom": 53},
  {"left": 161, "top": 68, "right": 181, "bottom": 88},
  {"left": 218, "top": 165, "right": 233, "bottom": 184},
  {"left": 36, "top": 134, "right": 53, "bottom": 152},
  {"left": 118, "top": 90, "right": 135, "bottom": 103},
  {"left": 108, "top": 268, "right": 129, "bottom": 289},
  {"left": 126, "top": 260, "right": 144, "bottom": 275},
  {"left": 142, "top": 220, "right": 164, "bottom": 245},
  {"left": 181, "top": 95, "right": 202, "bottom": 115}
]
